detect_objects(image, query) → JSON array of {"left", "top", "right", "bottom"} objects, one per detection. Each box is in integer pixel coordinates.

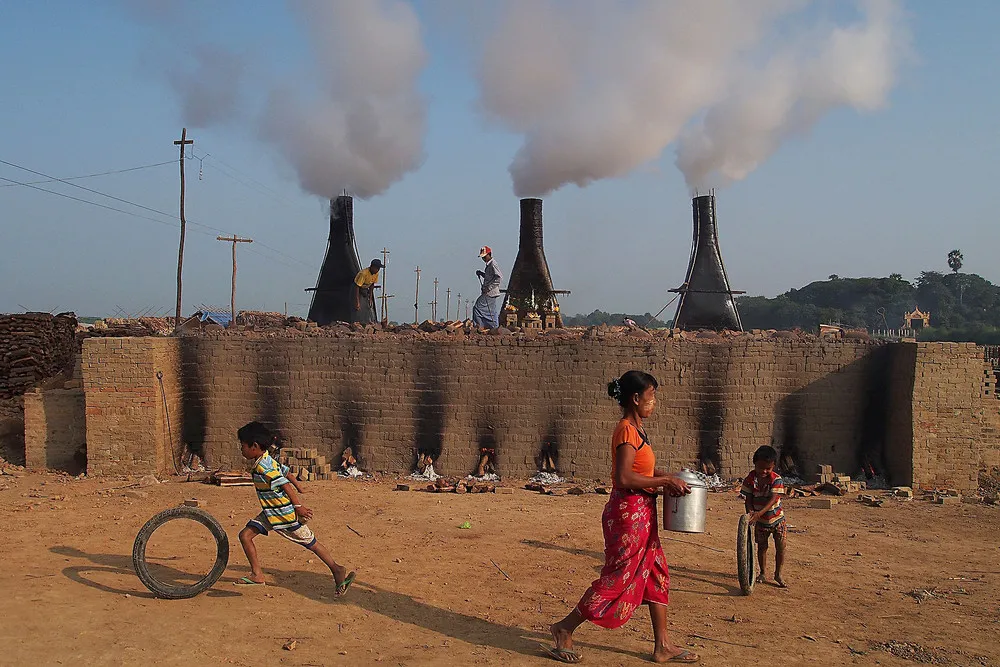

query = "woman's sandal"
[
  {"left": 543, "top": 645, "right": 582, "bottom": 663},
  {"left": 665, "top": 649, "right": 700, "bottom": 663}
]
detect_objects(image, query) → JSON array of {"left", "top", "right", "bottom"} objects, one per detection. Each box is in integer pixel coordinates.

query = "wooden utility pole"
[
  {"left": 446, "top": 288, "right": 451, "bottom": 321},
  {"left": 431, "top": 278, "right": 439, "bottom": 321},
  {"left": 413, "top": 266, "right": 421, "bottom": 324},
  {"left": 173, "top": 128, "right": 194, "bottom": 331},
  {"left": 216, "top": 234, "right": 253, "bottom": 326},
  {"left": 379, "top": 247, "right": 392, "bottom": 324},
  {"left": 456, "top": 293, "right": 461, "bottom": 323}
]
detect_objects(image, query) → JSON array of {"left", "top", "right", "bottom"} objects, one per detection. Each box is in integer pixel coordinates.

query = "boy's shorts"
[
  {"left": 754, "top": 519, "right": 787, "bottom": 546},
  {"left": 247, "top": 513, "right": 317, "bottom": 548}
]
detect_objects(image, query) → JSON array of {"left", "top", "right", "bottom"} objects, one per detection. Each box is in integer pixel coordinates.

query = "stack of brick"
[
  {"left": 0, "top": 313, "right": 78, "bottom": 398},
  {"left": 88, "top": 317, "right": 172, "bottom": 337},
  {"left": 816, "top": 464, "right": 863, "bottom": 493},
  {"left": 235, "top": 311, "right": 288, "bottom": 329},
  {"left": 278, "top": 447, "right": 333, "bottom": 480}
]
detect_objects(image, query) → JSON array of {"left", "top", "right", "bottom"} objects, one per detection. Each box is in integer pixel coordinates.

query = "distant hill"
[{"left": 736, "top": 272, "right": 1000, "bottom": 344}]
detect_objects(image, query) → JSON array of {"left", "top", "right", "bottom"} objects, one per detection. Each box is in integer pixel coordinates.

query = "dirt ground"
[{"left": 1, "top": 470, "right": 998, "bottom": 667}]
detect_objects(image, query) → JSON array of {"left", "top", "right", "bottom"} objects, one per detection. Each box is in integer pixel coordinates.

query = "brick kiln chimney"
[
  {"left": 502, "top": 198, "right": 566, "bottom": 327},
  {"left": 671, "top": 193, "right": 743, "bottom": 331},
  {"left": 307, "top": 195, "right": 374, "bottom": 326}
]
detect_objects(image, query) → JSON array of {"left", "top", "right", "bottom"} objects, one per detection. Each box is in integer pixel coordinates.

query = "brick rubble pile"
[{"left": 0, "top": 313, "right": 78, "bottom": 398}]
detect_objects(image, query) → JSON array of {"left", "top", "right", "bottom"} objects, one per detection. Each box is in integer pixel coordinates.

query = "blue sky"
[{"left": 1, "top": 1, "right": 997, "bottom": 320}]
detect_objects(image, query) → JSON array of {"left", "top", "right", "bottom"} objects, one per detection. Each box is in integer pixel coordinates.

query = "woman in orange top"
[{"left": 546, "top": 371, "right": 698, "bottom": 664}]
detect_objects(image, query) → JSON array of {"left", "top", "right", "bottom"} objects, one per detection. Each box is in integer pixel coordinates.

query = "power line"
[
  {"left": 0, "top": 159, "right": 175, "bottom": 188},
  {"left": 197, "top": 151, "right": 304, "bottom": 208},
  {"left": 0, "top": 175, "right": 197, "bottom": 232},
  {"left": 1, "top": 158, "right": 197, "bottom": 226},
  {"left": 2, "top": 156, "right": 314, "bottom": 271}
]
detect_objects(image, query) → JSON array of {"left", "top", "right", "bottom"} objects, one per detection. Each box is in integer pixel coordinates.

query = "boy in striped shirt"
[
  {"left": 235, "top": 421, "right": 355, "bottom": 595},
  {"left": 742, "top": 445, "right": 787, "bottom": 588}
]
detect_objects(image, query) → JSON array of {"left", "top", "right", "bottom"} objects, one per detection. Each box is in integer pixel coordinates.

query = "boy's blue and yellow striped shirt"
[{"left": 251, "top": 452, "right": 299, "bottom": 530}]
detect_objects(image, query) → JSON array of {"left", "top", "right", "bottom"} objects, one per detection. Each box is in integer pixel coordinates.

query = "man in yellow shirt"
[{"left": 354, "top": 259, "right": 383, "bottom": 314}]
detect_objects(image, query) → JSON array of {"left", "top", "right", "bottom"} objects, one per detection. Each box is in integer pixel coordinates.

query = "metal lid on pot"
[{"left": 675, "top": 468, "right": 708, "bottom": 488}]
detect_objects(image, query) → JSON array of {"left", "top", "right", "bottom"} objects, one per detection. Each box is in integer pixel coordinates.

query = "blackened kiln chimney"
[
  {"left": 502, "top": 198, "right": 566, "bottom": 324},
  {"left": 307, "top": 195, "right": 374, "bottom": 326},
  {"left": 671, "top": 193, "right": 743, "bottom": 331}
]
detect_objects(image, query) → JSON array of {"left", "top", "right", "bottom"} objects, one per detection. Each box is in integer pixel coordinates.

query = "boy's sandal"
[
  {"left": 234, "top": 576, "right": 265, "bottom": 586},
  {"left": 336, "top": 571, "right": 356, "bottom": 597}
]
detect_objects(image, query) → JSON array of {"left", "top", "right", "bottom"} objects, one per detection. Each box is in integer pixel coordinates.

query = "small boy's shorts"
[
  {"left": 754, "top": 519, "right": 787, "bottom": 546},
  {"left": 247, "top": 513, "right": 317, "bottom": 548}
]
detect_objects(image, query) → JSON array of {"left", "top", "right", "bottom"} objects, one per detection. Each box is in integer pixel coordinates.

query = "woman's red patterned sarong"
[{"left": 576, "top": 488, "right": 670, "bottom": 628}]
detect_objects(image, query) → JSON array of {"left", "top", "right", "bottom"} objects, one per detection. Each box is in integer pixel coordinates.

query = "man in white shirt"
[{"left": 473, "top": 245, "right": 502, "bottom": 329}]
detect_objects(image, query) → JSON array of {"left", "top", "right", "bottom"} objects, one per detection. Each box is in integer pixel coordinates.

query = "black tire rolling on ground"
[
  {"left": 737, "top": 513, "right": 756, "bottom": 596},
  {"left": 132, "top": 506, "right": 230, "bottom": 599}
]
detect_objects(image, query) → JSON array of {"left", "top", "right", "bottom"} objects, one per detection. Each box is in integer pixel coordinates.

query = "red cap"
[{"left": 479, "top": 245, "right": 492, "bottom": 258}]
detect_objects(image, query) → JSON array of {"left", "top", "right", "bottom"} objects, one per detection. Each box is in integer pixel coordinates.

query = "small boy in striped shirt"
[
  {"left": 742, "top": 445, "right": 787, "bottom": 588},
  {"left": 235, "top": 421, "right": 355, "bottom": 595}
]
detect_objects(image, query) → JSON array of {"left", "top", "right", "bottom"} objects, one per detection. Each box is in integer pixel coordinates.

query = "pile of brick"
[
  {"left": 0, "top": 313, "right": 78, "bottom": 398},
  {"left": 211, "top": 471, "right": 254, "bottom": 487},
  {"left": 525, "top": 481, "right": 610, "bottom": 496},
  {"left": 88, "top": 317, "right": 173, "bottom": 337},
  {"left": 816, "top": 464, "right": 864, "bottom": 494},
  {"left": 416, "top": 478, "right": 498, "bottom": 494},
  {"left": 235, "top": 311, "right": 288, "bottom": 329},
  {"left": 278, "top": 447, "right": 334, "bottom": 481}
]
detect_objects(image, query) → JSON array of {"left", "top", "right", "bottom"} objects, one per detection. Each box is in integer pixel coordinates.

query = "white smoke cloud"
[
  {"left": 676, "top": 0, "right": 909, "bottom": 191},
  {"left": 261, "top": 0, "right": 428, "bottom": 199},
  {"left": 167, "top": 46, "right": 246, "bottom": 128},
  {"left": 148, "top": 0, "right": 427, "bottom": 200},
  {"left": 476, "top": 0, "right": 909, "bottom": 197}
]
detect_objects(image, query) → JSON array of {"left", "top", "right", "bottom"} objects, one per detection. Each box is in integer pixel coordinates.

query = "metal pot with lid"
[{"left": 663, "top": 468, "right": 708, "bottom": 533}]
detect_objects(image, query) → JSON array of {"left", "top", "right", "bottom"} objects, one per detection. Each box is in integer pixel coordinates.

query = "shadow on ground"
[{"left": 52, "top": 544, "right": 652, "bottom": 662}]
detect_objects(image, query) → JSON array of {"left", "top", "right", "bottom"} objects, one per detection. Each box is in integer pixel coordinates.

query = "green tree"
[{"left": 947, "top": 249, "right": 963, "bottom": 273}]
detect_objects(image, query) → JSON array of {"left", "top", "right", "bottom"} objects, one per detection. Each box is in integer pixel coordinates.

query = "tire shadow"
[{"left": 50, "top": 545, "right": 247, "bottom": 599}]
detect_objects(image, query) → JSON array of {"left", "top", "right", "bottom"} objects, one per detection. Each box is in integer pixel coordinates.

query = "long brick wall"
[
  {"left": 76, "top": 334, "right": 880, "bottom": 479},
  {"left": 69, "top": 334, "right": 1000, "bottom": 489}
]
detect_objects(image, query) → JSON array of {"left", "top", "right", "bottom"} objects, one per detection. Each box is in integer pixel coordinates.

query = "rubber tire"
[
  {"left": 737, "top": 513, "right": 756, "bottom": 596},
  {"left": 132, "top": 506, "right": 230, "bottom": 599}
]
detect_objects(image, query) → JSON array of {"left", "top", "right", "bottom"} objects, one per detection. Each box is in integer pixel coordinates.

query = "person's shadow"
[
  {"left": 265, "top": 568, "right": 651, "bottom": 661},
  {"left": 51, "top": 545, "right": 651, "bottom": 661}
]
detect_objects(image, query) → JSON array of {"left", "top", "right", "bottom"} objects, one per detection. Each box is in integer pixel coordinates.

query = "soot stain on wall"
[
  {"left": 695, "top": 347, "right": 727, "bottom": 474},
  {"left": 859, "top": 344, "right": 891, "bottom": 477},
  {"left": 539, "top": 412, "right": 564, "bottom": 473},
  {"left": 339, "top": 388, "right": 364, "bottom": 468},
  {"left": 773, "top": 393, "right": 805, "bottom": 478},
  {"left": 255, "top": 342, "right": 286, "bottom": 444},
  {"left": 413, "top": 343, "right": 445, "bottom": 467},
  {"left": 179, "top": 337, "right": 207, "bottom": 462}
]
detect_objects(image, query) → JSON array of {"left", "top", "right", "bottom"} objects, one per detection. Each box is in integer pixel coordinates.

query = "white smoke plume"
[
  {"left": 151, "top": 0, "right": 427, "bottom": 200},
  {"left": 476, "top": 0, "right": 909, "bottom": 197},
  {"left": 167, "top": 46, "right": 246, "bottom": 128},
  {"left": 261, "top": 0, "right": 428, "bottom": 199}
]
